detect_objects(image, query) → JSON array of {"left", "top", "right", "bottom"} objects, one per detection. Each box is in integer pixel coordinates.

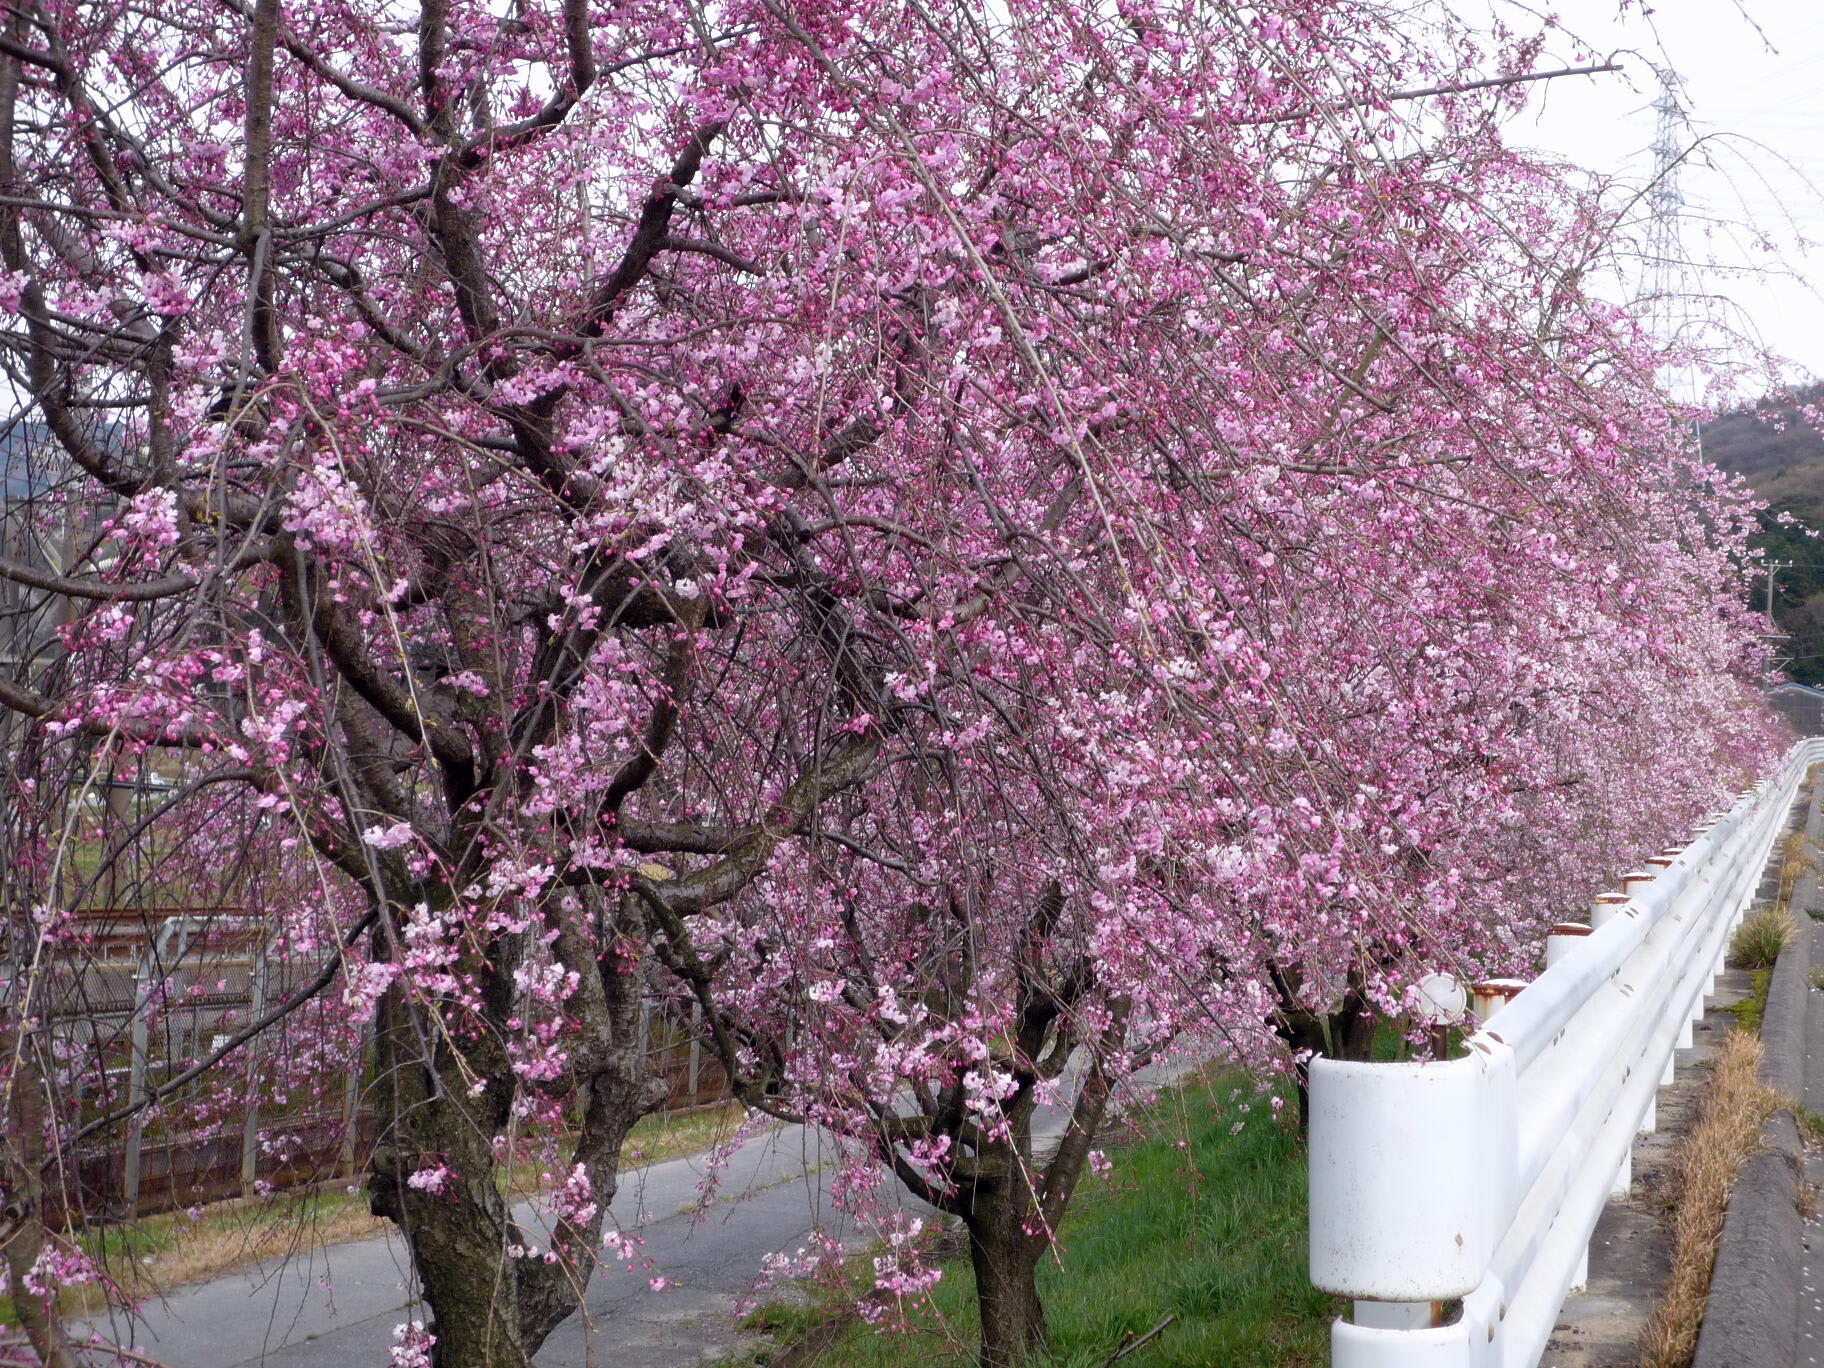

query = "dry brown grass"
[
  {"left": 58, "top": 1188, "right": 389, "bottom": 1315},
  {"left": 1777, "top": 826, "right": 1819, "bottom": 910},
  {"left": 127, "top": 1197, "right": 388, "bottom": 1294},
  {"left": 623, "top": 1100, "right": 753, "bottom": 1170},
  {"left": 1638, "top": 1031, "right": 1783, "bottom": 1368}
]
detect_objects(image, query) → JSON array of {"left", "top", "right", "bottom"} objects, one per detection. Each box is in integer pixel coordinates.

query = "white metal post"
[
  {"left": 1612, "top": 1146, "right": 1632, "bottom": 1197},
  {"left": 1314, "top": 739, "right": 1824, "bottom": 1368},
  {"left": 1545, "top": 923, "right": 1592, "bottom": 967},
  {"left": 1353, "top": 1300, "right": 1439, "bottom": 1330},
  {"left": 1589, "top": 894, "right": 1631, "bottom": 928},
  {"left": 240, "top": 931, "right": 271, "bottom": 1192}
]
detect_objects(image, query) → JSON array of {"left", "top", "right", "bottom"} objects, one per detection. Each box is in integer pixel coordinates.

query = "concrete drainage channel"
[
  {"left": 1542, "top": 778, "right": 1821, "bottom": 1368},
  {"left": 1540, "top": 967, "right": 1755, "bottom": 1366},
  {"left": 1693, "top": 771, "right": 1821, "bottom": 1368}
]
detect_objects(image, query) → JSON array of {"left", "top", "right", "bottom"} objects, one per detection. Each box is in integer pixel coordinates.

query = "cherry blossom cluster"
[{"left": 0, "top": 0, "right": 1793, "bottom": 1361}]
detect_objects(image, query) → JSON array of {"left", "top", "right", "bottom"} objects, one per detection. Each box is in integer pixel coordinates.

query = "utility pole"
[{"left": 1767, "top": 560, "right": 1793, "bottom": 626}]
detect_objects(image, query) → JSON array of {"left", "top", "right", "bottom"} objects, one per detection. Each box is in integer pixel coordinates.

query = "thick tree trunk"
[
  {"left": 0, "top": 1029, "right": 80, "bottom": 1368},
  {"left": 368, "top": 985, "right": 534, "bottom": 1368},
  {"left": 1273, "top": 966, "right": 1378, "bottom": 1129},
  {"left": 965, "top": 1200, "right": 1049, "bottom": 1368},
  {"left": 410, "top": 1187, "right": 530, "bottom": 1368},
  {"left": 953, "top": 1095, "right": 1053, "bottom": 1368},
  {"left": 364, "top": 894, "right": 663, "bottom": 1368}
]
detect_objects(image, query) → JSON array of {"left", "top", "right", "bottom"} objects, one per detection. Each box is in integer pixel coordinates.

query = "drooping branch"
[
  {"left": 578, "top": 121, "right": 727, "bottom": 334},
  {"left": 1230, "top": 62, "right": 1625, "bottom": 129}
]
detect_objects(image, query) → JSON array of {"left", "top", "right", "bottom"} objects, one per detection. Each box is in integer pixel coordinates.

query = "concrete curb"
[
  {"left": 1692, "top": 1112, "right": 1803, "bottom": 1368},
  {"left": 1693, "top": 773, "right": 1822, "bottom": 1368},
  {"left": 1760, "top": 898, "right": 1813, "bottom": 1101}
]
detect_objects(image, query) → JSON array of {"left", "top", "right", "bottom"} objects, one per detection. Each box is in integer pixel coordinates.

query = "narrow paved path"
[
  {"left": 1798, "top": 892, "right": 1824, "bottom": 1366},
  {"left": 88, "top": 1064, "right": 1166, "bottom": 1367},
  {"left": 87, "top": 1122, "right": 851, "bottom": 1368}
]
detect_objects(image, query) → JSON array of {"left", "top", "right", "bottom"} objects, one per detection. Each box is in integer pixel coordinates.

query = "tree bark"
[
  {"left": 950, "top": 1084, "right": 1053, "bottom": 1368},
  {"left": 964, "top": 1184, "right": 1050, "bottom": 1368},
  {"left": 1273, "top": 965, "right": 1378, "bottom": 1130},
  {"left": 368, "top": 983, "right": 533, "bottom": 1368},
  {"left": 1, "top": 1031, "right": 80, "bottom": 1368},
  {"left": 364, "top": 890, "right": 664, "bottom": 1367}
]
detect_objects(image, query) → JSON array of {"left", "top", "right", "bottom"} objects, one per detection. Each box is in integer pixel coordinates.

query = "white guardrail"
[{"left": 1309, "top": 736, "right": 1824, "bottom": 1368}]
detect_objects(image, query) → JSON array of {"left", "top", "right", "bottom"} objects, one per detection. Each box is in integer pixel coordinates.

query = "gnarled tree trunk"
[
  {"left": 366, "top": 891, "right": 665, "bottom": 1368},
  {"left": 0, "top": 1028, "right": 80, "bottom": 1368},
  {"left": 1272, "top": 964, "right": 1378, "bottom": 1128},
  {"left": 962, "top": 1172, "right": 1051, "bottom": 1368}
]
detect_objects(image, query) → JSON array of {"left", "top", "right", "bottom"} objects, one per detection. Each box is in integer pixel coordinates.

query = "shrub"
[{"left": 1730, "top": 907, "right": 1797, "bottom": 970}]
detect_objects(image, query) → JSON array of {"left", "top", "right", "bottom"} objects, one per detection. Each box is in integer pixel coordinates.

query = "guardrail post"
[
  {"left": 1545, "top": 923, "right": 1592, "bottom": 967},
  {"left": 1589, "top": 893, "right": 1630, "bottom": 928},
  {"left": 1471, "top": 978, "right": 1525, "bottom": 1023},
  {"left": 1619, "top": 869, "right": 1656, "bottom": 899},
  {"left": 1352, "top": 1300, "right": 1442, "bottom": 1330},
  {"left": 1310, "top": 1040, "right": 1515, "bottom": 1368}
]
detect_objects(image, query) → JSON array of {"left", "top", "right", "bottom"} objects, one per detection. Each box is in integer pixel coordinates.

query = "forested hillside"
[{"left": 1705, "top": 384, "right": 1824, "bottom": 684}]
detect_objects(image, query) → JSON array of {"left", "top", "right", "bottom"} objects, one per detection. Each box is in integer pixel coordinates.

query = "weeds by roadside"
[
  {"left": 1778, "top": 811, "right": 1823, "bottom": 912},
  {"left": 1729, "top": 907, "right": 1797, "bottom": 971},
  {"left": 1638, "top": 1031, "right": 1783, "bottom": 1368},
  {"left": 1723, "top": 969, "right": 1773, "bottom": 1034}
]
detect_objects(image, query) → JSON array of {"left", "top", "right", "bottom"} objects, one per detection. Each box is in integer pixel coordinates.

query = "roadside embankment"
[{"left": 1688, "top": 771, "right": 1823, "bottom": 1368}]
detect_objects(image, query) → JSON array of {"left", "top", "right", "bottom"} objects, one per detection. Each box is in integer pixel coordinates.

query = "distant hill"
[
  {"left": 1704, "top": 383, "right": 1824, "bottom": 511},
  {"left": 1704, "top": 386, "right": 1824, "bottom": 686}
]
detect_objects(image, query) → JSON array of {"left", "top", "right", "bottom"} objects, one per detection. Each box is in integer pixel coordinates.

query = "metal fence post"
[
  {"left": 340, "top": 1020, "right": 372, "bottom": 1177},
  {"left": 122, "top": 943, "right": 152, "bottom": 1212},
  {"left": 1589, "top": 893, "right": 1630, "bottom": 928},
  {"left": 688, "top": 1000, "right": 702, "bottom": 1100},
  {"left": 241, "top": 932, "right": 271, "bottom": 1193},
  {"left": 1545, "top": 923, "right": 1592, "bottom": 967},
  {"left": 1612, "top": 1146, "right": 1632, "bottom": 1197}
]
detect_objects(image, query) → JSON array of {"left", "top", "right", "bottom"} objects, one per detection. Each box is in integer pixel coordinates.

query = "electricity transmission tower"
[{"left": 1643, "top": 76, "right": 1688, "bottom": 370}]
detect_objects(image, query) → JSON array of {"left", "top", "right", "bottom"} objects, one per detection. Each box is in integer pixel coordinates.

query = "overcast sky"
[{"left": 1481, "top": 0, "right": 1824, "bottom": 388}]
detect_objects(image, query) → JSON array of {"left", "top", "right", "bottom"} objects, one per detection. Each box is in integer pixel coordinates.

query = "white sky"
[{"left": 1482, "top": 0, "right": 1824, "bottom": 386}]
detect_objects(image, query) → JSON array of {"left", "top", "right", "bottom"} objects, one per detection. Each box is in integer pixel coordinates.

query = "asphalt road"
[
  {"left": 83, "top": 1057, "right": 1159, "bottom": 1368},
  {"left": 86, "top": 1122, "right": 856, "bottom": 1368}
]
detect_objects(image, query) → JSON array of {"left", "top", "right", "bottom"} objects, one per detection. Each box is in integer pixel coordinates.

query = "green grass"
[
  {"left": 732, "top": 1079, "right": 1336, "bottom": 1367},
  {"left": 1725, "top": 968, "right": 1773, "bottom": 1034},
  {"left": 1729, "top": 907, "right": 1797, "bottom": 971}
]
